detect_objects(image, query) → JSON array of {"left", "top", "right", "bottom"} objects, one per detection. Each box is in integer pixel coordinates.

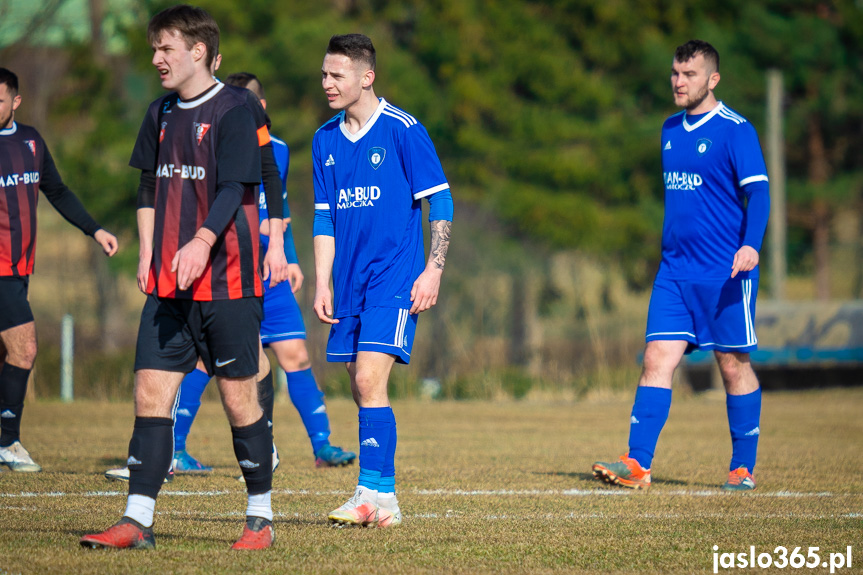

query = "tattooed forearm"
[{"left": 429, "top": 220, "right": 452, "bottom": 270}]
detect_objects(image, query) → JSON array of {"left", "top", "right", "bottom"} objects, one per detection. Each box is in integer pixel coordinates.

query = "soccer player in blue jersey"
[
  {"left": 313, "top": 34, "right": 453, "bottom": 527},
  {"left": 592, "top": 40, "right": 769, "bottom": 492},
  {"left": 169, "top": 72, "right": 356, "bottom": 473}
]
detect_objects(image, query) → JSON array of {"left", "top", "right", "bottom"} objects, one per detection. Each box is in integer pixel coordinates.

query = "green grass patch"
[{"left": 1, "top": 388, "right": 861, "bottom": 573}]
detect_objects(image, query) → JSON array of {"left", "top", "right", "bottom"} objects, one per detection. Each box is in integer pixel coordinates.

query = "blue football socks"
[
  {"left": 357, "top": 406, "right": 395, "bottom": 491},
  {"left": 286, "top": 369, "right": 331, "bottom": 454},
  {"left": 173, "top": 368, "right": 210, "bottom": 452},
  {"left": 627, "top": 386, "right": 672, "bottom": 470},
  {"left": 726, "top": 388, "right": 761, "bottom": 472},
  {"left": 380, "top": 420, "right": 398, "bottom": 493}
]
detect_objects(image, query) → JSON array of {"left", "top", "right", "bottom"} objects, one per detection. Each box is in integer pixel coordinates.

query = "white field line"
[
  {"left": 0, "top": 505, "right": 859, "bottom": 521},
  {"left": 0, "top": 488, "right": 855, "bottom": 499}
]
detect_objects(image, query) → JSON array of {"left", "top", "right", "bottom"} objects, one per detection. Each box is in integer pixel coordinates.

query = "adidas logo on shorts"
[{"left": 361, "top": 438, "right": 380, "bottom": 448}]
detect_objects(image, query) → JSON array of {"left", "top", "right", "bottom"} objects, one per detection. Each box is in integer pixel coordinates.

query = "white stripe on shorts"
[
  {"left": 394, "top": 309, "right": 408, "bottom": 347},
  {"left": 742, "top": 279, "right": 756, "bottom": 346}
]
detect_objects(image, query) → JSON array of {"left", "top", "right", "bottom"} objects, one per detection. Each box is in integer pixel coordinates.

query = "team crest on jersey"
[
  {"left": 696, "top": 138, "right": 712, "bottom": 157},
  {"left": 368, "top": 147, "right": 386, "bottom": 170},
  {"left": 194, "top": 123, "right": 211, "bottom": 145},
  {"left": 24, "top": 140, "right": 36, "bottom": 156},
  {"left": 159, "top": 122, "right": 167, "bottom": 143}
]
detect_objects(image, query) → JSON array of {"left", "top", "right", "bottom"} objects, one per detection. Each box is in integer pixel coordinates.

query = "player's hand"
[
  {"left": 137, "top": 249, "right": 152, "bottom": 293},
  {"left": 731, "top": 246, "right": 759, "bottom": 278},
  {"left": 262, "top": 245, "right": 289, "bottom": 289},
  {"left": 287, "top": 263, "right": 304, "bottom": 293},
  {"left": 313, "top": 286, "right": 339, "bottom": 324},
  {"left": 94, "top": 229, "right": 119, "bottom": 256},
  {"left": 410, "top": 267, "right": 443, "bottom": 314},
  {"left": 171, "top": 236, "right": 212, "bottom": 291}
]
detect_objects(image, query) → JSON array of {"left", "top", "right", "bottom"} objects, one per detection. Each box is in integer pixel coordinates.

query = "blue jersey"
[
  {"left": 313, "top": 98, "right": 449, "bottom": 317},
  {"left": 658, "top": 102, "right": 768, "bottom": 281},
  {"left": 258, "top": 135, "right": 290, "bottom": 254}
]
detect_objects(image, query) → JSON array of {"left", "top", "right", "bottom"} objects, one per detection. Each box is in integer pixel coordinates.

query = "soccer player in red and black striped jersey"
[
  {"left": 0, "top": 68, "right": 118, "bottom": 474},
  {"left": 81, "top": 5, "right": 284, "bottom": 552}
]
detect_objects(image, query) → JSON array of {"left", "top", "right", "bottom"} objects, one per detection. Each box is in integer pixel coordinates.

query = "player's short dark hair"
[
  {"left": 225, "top": 72, "right": 265, "bottom": 99},
  {"left": 326, "top": 34, "right": 376, "bottom": 71},
  {"left": 0, "top": 68, "right": 19, "bottom": 95},
  {"left": 148, "top": 4, "right": 219, "bottom": 69},
  {"left": 675, "top": 40, "right": 719, "bottom": 73}
]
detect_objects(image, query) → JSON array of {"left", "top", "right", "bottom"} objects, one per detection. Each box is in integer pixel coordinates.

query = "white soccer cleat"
[
  {"left": 328, "top": 486, "right": 379, "bottom": 527},
  {"left": 0, "top": 441, "right": 41, "bottom": 472}
]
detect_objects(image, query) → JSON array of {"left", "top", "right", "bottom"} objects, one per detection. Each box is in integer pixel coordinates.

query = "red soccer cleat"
[
  {"left": 79, "top": 518, "right": 155, "bottom": 550},
  {"left": 231, "top": 516, "right": 274, "bottom": 550}
]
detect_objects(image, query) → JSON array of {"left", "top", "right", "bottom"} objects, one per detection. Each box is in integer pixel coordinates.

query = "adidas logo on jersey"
[
  {"left": 238, "top": 459, "right": 260, "bottom": 469},
  {"left": 127, "top": 456, "right": 143, "bottom": 466},
  {"left": 631, "top": 416, "right": 640, "bottom": 424},
  {"left": 745, "top": 426, "right": 760, "bottom": 436},
  {"left": 664, "top": 140, "right": 672, "bottom": 150},
  {"left": 361, "top": 438, "right": 380, "bottom": 448},
  {"left": 325, "top": 154, "right": 336, "bottom": 166}
]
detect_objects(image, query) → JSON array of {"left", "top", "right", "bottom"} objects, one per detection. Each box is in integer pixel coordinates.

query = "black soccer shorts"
[
  {"left": 134, "top": 294, "right": 262, "bottom": 378},
  {"left": 0, "top": 276, "right": 34, "bottom": 332}
]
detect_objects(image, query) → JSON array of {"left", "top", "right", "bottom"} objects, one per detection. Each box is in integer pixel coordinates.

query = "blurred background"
[{"left": 2, "top": 0, "right": 862, "bottom": 401}]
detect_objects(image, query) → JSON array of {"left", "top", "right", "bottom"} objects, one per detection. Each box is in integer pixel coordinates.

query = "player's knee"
[
  {"left": 715, "top": 352, "right": 750, "bottom": 385},
  {"left": 275, "top": 340, "right": 310, "bottom": 372},
  {"left": 641, "top": 347, "right": 678, "bottom": 379},
  {"left": 352, "top": 370, "right": 386, "bottom": 403}
]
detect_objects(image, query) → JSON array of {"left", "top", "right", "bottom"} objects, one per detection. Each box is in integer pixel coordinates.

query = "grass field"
[{"left": 1, "top": 388, "right": 861, "bottom": 574}]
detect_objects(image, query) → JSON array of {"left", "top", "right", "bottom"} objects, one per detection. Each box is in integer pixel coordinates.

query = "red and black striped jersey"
[
  {"left": 0, "top": 122, "right": 101, "bottom": 277},
  {"left": 130, "top": 83, "right": 265, "bottom": 301}
]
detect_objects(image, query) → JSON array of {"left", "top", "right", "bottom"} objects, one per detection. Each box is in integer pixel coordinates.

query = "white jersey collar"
[
  {"left": 177, "top": 81, "right": 225, "bottom": 109},
  {"left": 339, "top": 98, "right": 386, "bottom": 143},
  {"left": 0, "top": 121, "right": 18, "bottom": 136},
  {"left": 682, "top": 101, "right": 724, "bottom": 132}
]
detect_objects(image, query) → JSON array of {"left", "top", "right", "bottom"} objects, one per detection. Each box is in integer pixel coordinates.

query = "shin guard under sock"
[
  {"left": 627, "top": 386, "right": 671, "bottom": 470},
  {"left": 286, "top": 368, "right": 331, "bottom": 454},
  {"left": 357, "top": 406, "right": 394, "bottom": 491},
  {"left": 0, "top": 363, "right": 31, "bottom": 447},
  {"left": 232, "top": 415, "right": 273, "bottom": 495},
  {"left": 127, "top": 417, "right": 174, "bottom": 500},
  {"left": 727, "top": 388, "right": 761, "bottom": 472},
  {"left": 257, "top": 370, "right": 275, "bottom": 429}
]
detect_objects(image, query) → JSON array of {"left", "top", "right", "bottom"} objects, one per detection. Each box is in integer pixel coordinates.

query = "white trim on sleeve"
[
  {"left": 739, "top": 175, "right": 769, "bottom": 187},
  {"left": 413, "top": 183, "right": 450, "bottom": 200}
]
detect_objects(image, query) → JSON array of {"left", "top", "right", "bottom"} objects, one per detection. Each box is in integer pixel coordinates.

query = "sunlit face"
[
  {"left": 151, "top": 29, "right": 203, "bottom": 95},
  {"left": 321, "top": 53, "right": 371, "bottom": 111},
  {"left": 0, "top": 83, "right": 21, "bottom": 130},
  {"left": 670, "top": 53, "right": 718, "bottom": 111}
]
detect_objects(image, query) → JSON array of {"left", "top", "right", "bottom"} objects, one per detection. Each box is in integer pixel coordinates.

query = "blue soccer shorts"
[
  {"left": 260, "top": 280, "right": 306, "bottom": 346},
  {"left": 645, "top": 275, "right": 758, "bottom": 353},
  {"left": 326, "top": 307, "right": 418, "bottom": 364}
]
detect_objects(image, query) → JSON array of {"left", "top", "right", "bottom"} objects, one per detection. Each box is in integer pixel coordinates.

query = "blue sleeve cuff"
[
  {"left": 313, "top": 209, "right": 334, "bottom": 237},
  {"left": 427, "top": 189, "right": 453, "bottom": 221},
  {"left": 742, "top": 180, "right": 770, "bottom": 251}
]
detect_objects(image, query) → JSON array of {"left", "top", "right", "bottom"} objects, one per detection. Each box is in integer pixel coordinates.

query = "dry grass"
[{"left": 1, "top": 389, "right": 861, "bottom": 574}]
